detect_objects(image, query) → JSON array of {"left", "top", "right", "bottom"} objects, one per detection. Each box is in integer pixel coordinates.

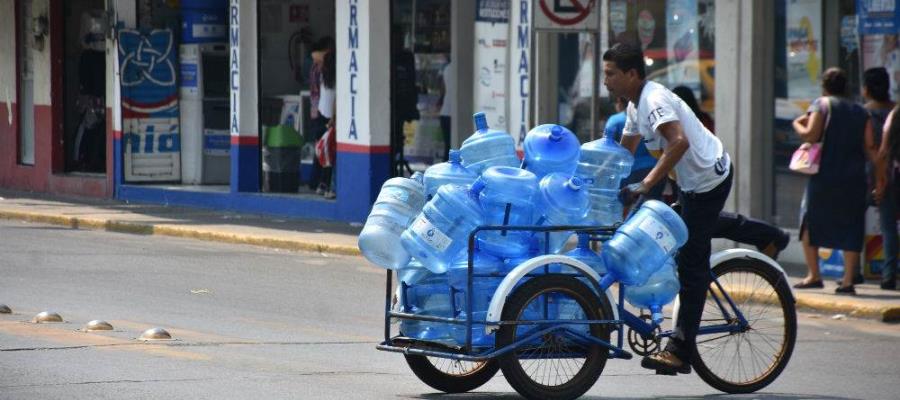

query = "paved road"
[{"left": 1, "top": 219, "right": 898, "bottom": 399}]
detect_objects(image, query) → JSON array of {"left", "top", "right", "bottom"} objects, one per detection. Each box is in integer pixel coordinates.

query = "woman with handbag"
[{"left": 792, "top": 68, "right": 877, "bottom": 295}]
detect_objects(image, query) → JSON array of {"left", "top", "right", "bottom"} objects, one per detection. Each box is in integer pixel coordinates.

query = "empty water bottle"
[
  {"left": 576, "top": 136, "right": 634, "bottom": 225},
  {"left": 475, "top": 167, "right": 539, "bottom": 258},
  {"left": 397, "top": 259, "right": 431, "bottom": 286},
  {"left": 560, "top": 234, "right": 606, "bottom": 275},
  {"left": 523, "top": 124, "right": 581, "bottom": 180},
  {"left": 423, "top": 149, "right": 477, "bottom": 199},
  {"left": 401, "top": 184, "right": 486, "bottom": 274},
  {"left": 448, "top": 254, "right": 503, "bottom": 347},
  {"left": 460, "top": 112, "right": 520, "bottom": 175},
  {"left": 358, "top": 174, "right": 427, "bottom": 269},
  {"left": 624, "top": 257, "right": 680, "bottom": 324},
  {"left": 400, "top": 274, "right": 454, "bottom": 342},
  {"left": 533, "top": 174, "right": 591, "bottom": 254},
  {"left": 601, "top": 200, "right": 687, "bottom": 286}
]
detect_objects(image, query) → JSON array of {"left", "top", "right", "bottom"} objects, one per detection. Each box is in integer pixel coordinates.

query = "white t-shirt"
[
  {"left": 318, "top": 83, "right": 336, "bottom": 119},
  {"left": 440, "top": 61, "right": 455, "bottom": 117},
  {"left": 622, "top": 81, "right": 730, "bottom": 193}
]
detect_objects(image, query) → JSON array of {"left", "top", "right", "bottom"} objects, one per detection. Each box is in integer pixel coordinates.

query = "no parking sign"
[{"left": 534, "top": 0, "right": 599, "bottom": 30}]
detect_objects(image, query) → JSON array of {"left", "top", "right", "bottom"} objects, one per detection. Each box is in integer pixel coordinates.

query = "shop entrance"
[{"left": 63, "top": 0, "right": 107, "bottom": 173}]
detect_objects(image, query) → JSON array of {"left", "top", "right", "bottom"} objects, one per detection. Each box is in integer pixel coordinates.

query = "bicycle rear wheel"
[
  {"left": 691, "top": 258, "right": 797, "bottom": 393},
  {"left": 404, "top": 355, "right": 498, "bottom": 393}
]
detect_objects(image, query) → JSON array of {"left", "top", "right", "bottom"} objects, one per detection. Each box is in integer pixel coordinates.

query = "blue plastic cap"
[
  {"left": 473, "top": 112, "right": 488, "bottom": 131},
  {"left": 469, "top": 177, "right": 486, "bottom": 197},
  {"left": 566, "top": 176, "right": 584, "bottom": 191},
  {"left": 448, "top": 149, "right": 462, "bottom": 163},
  {"left": 550, "top": 125, "right": 564, "bottom": 141}
]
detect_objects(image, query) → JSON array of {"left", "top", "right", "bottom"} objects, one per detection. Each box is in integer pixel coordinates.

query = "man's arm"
[{"left": 641, "top": 120, "right": 689, "bottom": 188}]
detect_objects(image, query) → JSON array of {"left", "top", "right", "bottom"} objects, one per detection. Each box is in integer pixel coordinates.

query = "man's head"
[
  {"left": 602, "top": 43, "right": 646, "bottom": 99},
  {"left": 822, "top": 67, "right": 848, "bottom": 97},
  {"left": 863, "top": 67, "right": 890, "bottom": 102}
]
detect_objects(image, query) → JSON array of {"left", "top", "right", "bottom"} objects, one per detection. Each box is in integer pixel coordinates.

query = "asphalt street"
[{"left": 1, "top": 218, "right": 898, "bottom": 399}]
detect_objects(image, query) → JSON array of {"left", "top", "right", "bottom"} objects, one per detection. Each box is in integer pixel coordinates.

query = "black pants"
[
  {"left": 666, "top": 167, "right": 733, "bottom": 362},
  {"left": 307, "top": 116, "right": 328, "bottom": 190},
  {"left": 440, "top": 116, "right": 451, "bottom": 161},
  {"left": 715, "top": 212, "right": 788, "bottom": 251}
]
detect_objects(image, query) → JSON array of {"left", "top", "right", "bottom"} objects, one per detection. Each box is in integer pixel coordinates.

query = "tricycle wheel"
[
  {"left": 404, "top": 355, "right": 498, "bottom": 393},
  {"left": 496, "top": 274, "right": 613, "bottom": 400}
]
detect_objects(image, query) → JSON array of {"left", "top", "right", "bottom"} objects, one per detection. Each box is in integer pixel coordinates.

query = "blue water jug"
[
  {"left": 475, "top": 167, "right": 539, "bottom": 258},
  {"left": 424, "top": 149, "right": 477, "bottom": 200},
  {"left": 601, "top": 200, "right": 688, "bottom": 286},
  {"left": 460, "top": 112, "right": 520, "bottom": 175},
  {"left": 523, "top": 124, "right": 581, "bottom": 180},
  {"left": 533, "top": 174, "right": 591, "bottom": 254},
  {"left": 401, "top": 184, "right": 486, "bottom": 274},
  {"left": 560, "top": 234, "right": 606, "bottom": 275},
  {"left": 358, "top": 175, "right": 427, "bottom": 269},
  {"left": 576, "top": 137, "right": 634, "bottom": 225},
  {"left": 624, "top": 257, "right": 680, "bottom": 324},
  {"left": 448, "top": 254, "right": 503, "bottom": 347},
  {"left": 400, "top": 274, "right": 454, "bottom": 343},
  {"left": 397, "top": 259, "right": 431, "bottom": 286}
]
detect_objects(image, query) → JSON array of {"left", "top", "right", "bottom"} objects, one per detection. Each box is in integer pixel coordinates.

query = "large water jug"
[
  {"left": 523, "top": 124, "right": 581, "bottom": 180},
  {"left": 423, "top": 149, "right": 477, "bottom": 199},
  {"left": 400, "top": 274, "right": 454, "bottom": 343},
  {"left": 401, "top": 184, "right": 486, "bottom": 274},
  {"left": 533, "top": 174, "right": 591, "bottom": 254},
  {"left": 601, "top": 200, "right": 687, "bottom": 286},
  {"left": 475, "top": 167, "right": 539, "bottom": 258},
  {"left": 577, "top": 137, "right": 634, "bottom": 225},
  {"left": 460, "top": 112, "right": 520, "bottom": 175},
  {"left": 448, "top": 254, "right": 504, "bottom": 347},
  {"left": 560, "top": 234, "right": 606, "bottom": 275},
  {"left": 397, "top": 259, "right": 431, "bottom": 286},
  {"left": 358, "top": 174, "right": 427, "bottom": 269},
  {"left": 624, "top": 257, "right": 680, "bottom": 324}
]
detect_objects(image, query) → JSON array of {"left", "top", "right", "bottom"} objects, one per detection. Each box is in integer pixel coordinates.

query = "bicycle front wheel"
[{"left": 692, "top": 258, "right": 797, "bottom": 394}]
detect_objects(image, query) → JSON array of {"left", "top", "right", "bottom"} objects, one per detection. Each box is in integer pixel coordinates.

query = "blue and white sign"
[
  {"left": 509, "top": 0, "right": 531, "bottom": 150},
  {"left": 476, "top": 0, "right": 510, "bottom": 23},
  {"left": 858, "top": 0, "right": 899, "bottom": 35}
]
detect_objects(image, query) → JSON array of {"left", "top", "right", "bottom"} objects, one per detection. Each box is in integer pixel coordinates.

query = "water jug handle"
[{"left": 469, "top": 177, "right": 486, "bottom": 197}]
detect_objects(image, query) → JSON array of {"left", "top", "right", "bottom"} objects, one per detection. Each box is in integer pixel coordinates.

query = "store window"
[
  {"left": 601, "top": 0, "right": 716, "bottom": 133},
  {"left": 391, "top": 0, "right": 452, "bottom": 176},
  {"left": 258, "top": 0, "right": 335, "bottom": 196},
  {"left": 17, "top": 0, "right": 36, "bottom": 166}
]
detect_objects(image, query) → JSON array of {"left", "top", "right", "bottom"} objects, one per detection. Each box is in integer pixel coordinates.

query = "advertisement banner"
[
  {"left": 474, "top": 10, "right": 510, "bottom": 139},
  {"left": 857, "top": 0, "right": 900, "bottom": 35},
  {"left": 785, "top": 0, "right": 823, "bottom": 102},
  {"left": 118, "top": 29, "right": 181, "bottom": 182},
  {"left": 861, "top": 34, "right": 900, "bottom": 102}
]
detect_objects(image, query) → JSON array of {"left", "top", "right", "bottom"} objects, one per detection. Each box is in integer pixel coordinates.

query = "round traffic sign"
[{"left": 538, "top": 0, "right": 597, "bottom": 26}]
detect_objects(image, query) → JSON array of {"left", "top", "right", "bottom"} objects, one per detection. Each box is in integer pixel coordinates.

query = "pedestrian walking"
[
  {"left": 792, "top": 67, "right": 876, "bottom": 295},
  {"left": 603, "top": 43, "right": 732, "bottom": 375}
]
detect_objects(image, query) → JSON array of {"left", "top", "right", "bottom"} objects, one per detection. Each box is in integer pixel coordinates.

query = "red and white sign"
[{"left": 534, "top": 0, "right": 599, "bottom": 30}]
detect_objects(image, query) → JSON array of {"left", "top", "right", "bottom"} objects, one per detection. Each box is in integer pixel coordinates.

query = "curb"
[
  {"left": 794, "top": 294, "right": 900, "bottom": 323},
  {"left": 0, "top": 210, "right": 362, "bottom": 257}
]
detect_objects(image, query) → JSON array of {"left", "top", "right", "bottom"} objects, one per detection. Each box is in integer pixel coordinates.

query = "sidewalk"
[{"left": 1, "top": 189, "right": 898, "bottom": 322}]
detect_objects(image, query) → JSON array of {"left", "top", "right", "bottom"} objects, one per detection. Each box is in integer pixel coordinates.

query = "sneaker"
[
  {"left": 640, "top": 351, "right": 691, "bottom": 375},
  {"left": 323, "top": 190, "right": 336, "bottom": 199},
  {"left": 316, "top": 185, "right": 326, "bottom": 195}
]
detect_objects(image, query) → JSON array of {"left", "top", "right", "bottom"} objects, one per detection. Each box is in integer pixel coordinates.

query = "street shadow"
[{"left": 409, "top": 392, "right": 864, "bottom": 400}]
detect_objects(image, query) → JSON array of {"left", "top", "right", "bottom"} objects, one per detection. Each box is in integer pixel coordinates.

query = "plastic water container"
[
  {"left": 475, "top": 167, "right": 539, "bottom": 258},
  {"left": 602, "top": 200, "right": 687, "bottom": 286},
  {"left": 397, "top": 259, "right": 431, "bottom": 286},
  {"left": 424, "top": 149, "right": 477, "bottom": 199},
  {"left": 448, "top": 254, "right": 504, "bottom": 347},
  {"left": 400, "top": 274, "right": 454, "bottom": 342},
  {"left": 523, "top": 124, "right": 581, "bottom": 180},
  {"left": 401, "top": 184, "right": 486, "bottom": 274},
  {"left": 533, "top": 174, "right": 590, "bottom": 254},
  {"left": 358, "top": 175, "right": 427, "bottom": 270},
  {"left": 460, "top": 112, "right": 520, "bottom": 175},
  {"left": 560, "top": 234, "right": 606, "bottom": 275},
  {"left": 624, "top": 258, "right": 680, "bottom": 324},
  {"left": 577, "top": 137, "right": 634, "bottom": 225}
]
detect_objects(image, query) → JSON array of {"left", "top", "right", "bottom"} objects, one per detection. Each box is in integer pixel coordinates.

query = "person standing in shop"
[
  {"left": 603, "top": 42, "right": 732, "bottom": 375},
  {"left": 307, "top": 36, "right": 334, "bottom": 192}
]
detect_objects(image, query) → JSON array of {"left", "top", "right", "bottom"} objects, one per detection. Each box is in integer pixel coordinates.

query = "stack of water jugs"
[{"left": 358, "top": 112, "right": 688, "bottom": 346}]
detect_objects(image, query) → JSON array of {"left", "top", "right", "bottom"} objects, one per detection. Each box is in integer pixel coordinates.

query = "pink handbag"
[{"left": 789, "top": 97, "right": 831, "bottom": 175}]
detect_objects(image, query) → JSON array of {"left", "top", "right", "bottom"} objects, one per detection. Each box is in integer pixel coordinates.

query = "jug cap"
[
  {"left": 550, "top": 125, "right": 564, "bottom": 141},
  {"left": 473, "top": 112, "right": 488, "bottom": 131},
  {"left": 565, "top": 176, "right": 584, "bottom": 191},
  {"left": 448, "top": 149, "right": 462, "bottom": 163},
  {"left": 410, "top": 171, "right": 424, "bottom": 183}
]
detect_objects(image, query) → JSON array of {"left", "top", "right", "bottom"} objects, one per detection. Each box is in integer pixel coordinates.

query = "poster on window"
[
  {"left": 786, "top": 0, "right": 823, "bottom": 102},
  {"left": 861, "top": 34, "right": 900, "bottom": 101},
  {"left": 474, "top": 1, "right": 509, "bottom": 137},
  {"left": 666, "top": 0, "right": 700, "bottom": 96},
  {"left": 857, "top": 0, "right": 900, "bottom": 35}
]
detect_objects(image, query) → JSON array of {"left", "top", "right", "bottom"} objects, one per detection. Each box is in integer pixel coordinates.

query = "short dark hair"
[
  {"left": 864, "top": 67, "right": 891, "bottom": 102},
  {"left": 312, "top": 36, "right": 334, "bottom": 52},
  {"left": 602, "top": 43, "right": 646, "bottom": 79},
  {"left": 822, "top": 67, "right": 848, "bottom": 96}
]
